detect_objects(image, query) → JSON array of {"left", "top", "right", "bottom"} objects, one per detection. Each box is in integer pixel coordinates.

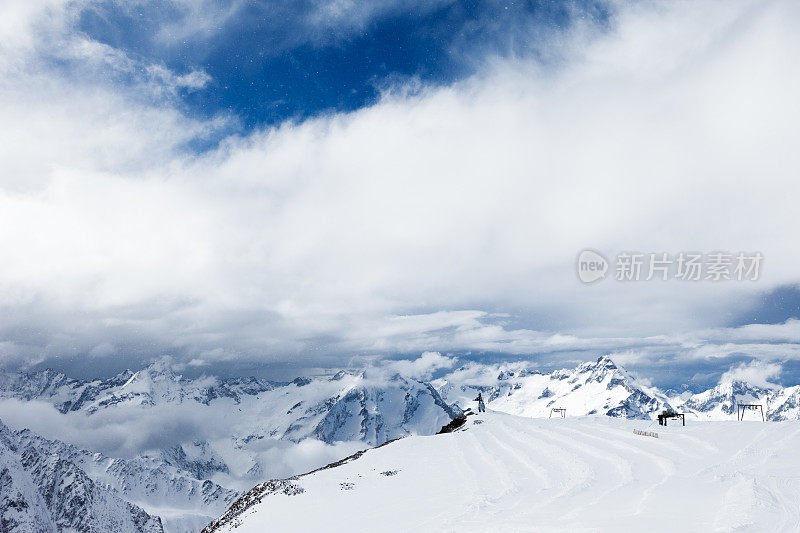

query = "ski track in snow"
[{"left": 214, "top": 411, "right": 800, "bottom": 533}]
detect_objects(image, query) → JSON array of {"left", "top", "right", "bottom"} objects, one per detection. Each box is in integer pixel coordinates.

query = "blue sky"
[
  {"left": 1, "top": 0, "right": 799, "bottom": 388},
  {"left": 731, "top": 285, "right": 800, "bottom": 327},
  {"left": 74, "top": 0, "right": 608, "bottom": 131}
]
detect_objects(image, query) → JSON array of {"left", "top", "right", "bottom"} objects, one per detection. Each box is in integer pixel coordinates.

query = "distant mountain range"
[
  {"left": 1, "top": 355, "right": 799, "bottom": 531},
  {"left": 0, "top": 359, "right": 460, "bottom": 447},
  {"left": 0, "top": 360, "right": 459, "bottom": 532},
  {"left": 434, "top": 355, "right": 800, "bottom": 422}
]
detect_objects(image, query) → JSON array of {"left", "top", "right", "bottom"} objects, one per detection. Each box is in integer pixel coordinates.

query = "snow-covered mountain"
[
  {"left": 0, "top": 361, "right": 461, "bottom": 531},
  {"left": 203, "top": 412, "right": 800, "bottom": 532},
  {"left": 6, "top": 354, "right": 800, "bottom": 532},
  {"left": 434, "top": 355, "right": 675, "bottom": 419},
  {"left": 0, "top": 360, "right": 278, "bottom": 415},
  {"left": 11, "top": 428, "right": 240, "bottom": 532},
  {"left": 0, "top": 362, "right": 459, "bottom": 447},
  {"left": 0, "top": 419, "right": 164, "bottom": 533},
  {"left": 677, "top": 379, "right": 800, "bottom": 421},
  {"left": 434, "top": 355, "right": 800, "bottom": 422}
]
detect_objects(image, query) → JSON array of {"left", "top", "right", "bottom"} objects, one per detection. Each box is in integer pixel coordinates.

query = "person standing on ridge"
[{"left": 474, "top": 392, "right": 486, "bottom": 413}]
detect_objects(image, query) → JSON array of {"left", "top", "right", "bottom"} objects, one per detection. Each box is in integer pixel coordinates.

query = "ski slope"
[{"left": 209, "top": 411, "right": 800, "bottom": 532}]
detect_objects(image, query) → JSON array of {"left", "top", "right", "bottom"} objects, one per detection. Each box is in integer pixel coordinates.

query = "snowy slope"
[
  {"left": 0, "top": 420, "right": 164, "bottom": 533},
  {"left": 206, "top": 412, "right": 800, "bottom": 532},
  {"left": 7, "top": 355, "right": 800, "bottom": 532}
]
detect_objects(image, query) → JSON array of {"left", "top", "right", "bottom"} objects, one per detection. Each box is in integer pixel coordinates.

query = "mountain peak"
[
  {"left": 594, "top": 355, "right": 618, "bottom": 369},
  {"left": 143, "top": 357, "right": 180, "bottom": 379},
  {"left": 292, "top": 377, "right": 312, "bottom": 387},
  {"left": 576, "top": 355, "right": 622, "bottom": 375},
  {"left": 707, "top": 379, "right": 770, "bottom": 397}
]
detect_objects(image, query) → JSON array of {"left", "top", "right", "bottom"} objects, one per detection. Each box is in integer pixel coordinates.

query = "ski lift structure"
[
  {"left": 657, "top": 410, "right": 685, "bottom": 426},
  {"left": 737, "top": 403, "right": 765, "bottom": 421},
  {"left": 550, "top": 408, "right": 566, "bottom": 418}
]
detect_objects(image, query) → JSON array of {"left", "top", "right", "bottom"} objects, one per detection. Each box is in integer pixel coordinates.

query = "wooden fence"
[{"left": 633, "top": 429, "right": 659, "bottom": 438}]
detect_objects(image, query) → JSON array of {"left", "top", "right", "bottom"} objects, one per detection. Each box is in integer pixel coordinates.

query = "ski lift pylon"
[{"left": 737, "top": 403, "right": 765, "bottom": 421}]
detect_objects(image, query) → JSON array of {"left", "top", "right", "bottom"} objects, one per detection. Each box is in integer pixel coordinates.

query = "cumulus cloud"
[
  {"left": 0, "top": 0, "right": 799, "bottom": 373},
  {"left": 720, "top": 360, "right": 783, "bottom": 389},
  {"left": 367, "top": 351, "right": 458, "bottom": 381}
]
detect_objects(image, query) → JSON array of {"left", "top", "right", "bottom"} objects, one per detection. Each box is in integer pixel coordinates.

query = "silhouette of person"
[{"left": 474, "top": 392, "right": 486, "bottom": 412}]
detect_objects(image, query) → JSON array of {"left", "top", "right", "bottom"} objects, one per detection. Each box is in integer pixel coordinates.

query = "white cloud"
[
  {"left": 0, "top": 0, "right": 799, "bottom": 371},
  {"left": 720, "top": 360, "right": 783, "bottom": 389},
  {"left": 0, "top": 397, "right": 364, "bottom": 485},
  {"left": 371, "top": 351, "right": 457, "bottom": 381},
  {"left": 0, "top": 0, "right": 69, "bottom": 57},
  {"left": 694, "top": 320, "right": 800, "bottom": 344},
  {"left": 0, "top": 398, "right": 222, "bottom": 457}
]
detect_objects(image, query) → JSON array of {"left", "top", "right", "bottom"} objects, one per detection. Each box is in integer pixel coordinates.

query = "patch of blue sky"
[
  {"left": 74, "top": 0, "right": 610, "bottom": 132},
  {"left": 729, "top": 285, "right": 800, "bottom": 327}
]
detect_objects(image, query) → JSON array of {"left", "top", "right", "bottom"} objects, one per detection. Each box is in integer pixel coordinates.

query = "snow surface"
[
  {"left": 5, "top": 355, "right": 800, "bottom": 532},
  {"left": 210, "top": 411, "right": 800, "bottom": 532}
]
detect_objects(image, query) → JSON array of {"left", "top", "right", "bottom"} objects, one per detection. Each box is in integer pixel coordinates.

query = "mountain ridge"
[
  {"left": 0, "top": 362, "right": 462, "bottom": 532},
  {"left": 433, "top": 355, "right": 800, "bottom": 421},
  {"left": 3, "top": 355, "right": 800, "bottom": 531},
  {"left": 0, "top": 419, "right": 165, "bottom": 533}
]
